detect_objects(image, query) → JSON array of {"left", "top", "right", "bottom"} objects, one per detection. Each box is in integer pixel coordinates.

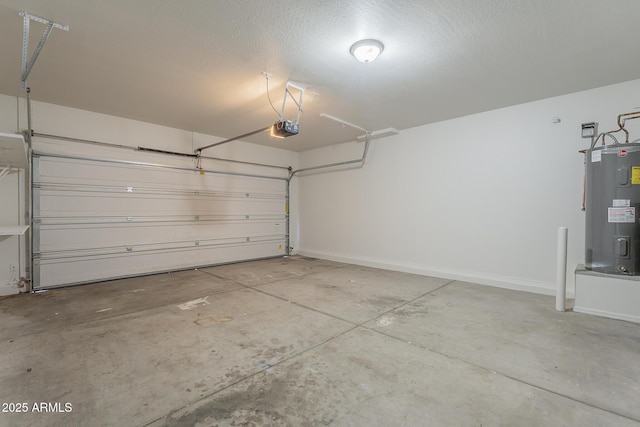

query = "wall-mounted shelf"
[
  {"left": 0, "top": 225, "right": 29, "bottom": 243},
  {"left": 0, "top": 132, "right": 28, "bottom": 168},
  {"left": 0, "top": 133, "right": 30, "bottom": 241},
  {"left": 0, "top": 225, "right": 29, "bottom": 236},
  {"left": 0, "top": 132, "right": 28, "bottom": 181}
]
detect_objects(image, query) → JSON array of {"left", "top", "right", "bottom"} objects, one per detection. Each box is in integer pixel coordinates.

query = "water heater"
[{"left": 585, "top": 143, "right": 640, "bottom": 274}]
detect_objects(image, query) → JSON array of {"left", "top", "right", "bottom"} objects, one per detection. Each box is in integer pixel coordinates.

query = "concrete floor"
[{"left": 1, "top": 256, "right": 639, "bottom": 427}]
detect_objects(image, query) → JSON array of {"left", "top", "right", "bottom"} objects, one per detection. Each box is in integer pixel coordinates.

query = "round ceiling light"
[{"left": 349, "top": 39, "right": 384, "bottom": 63}]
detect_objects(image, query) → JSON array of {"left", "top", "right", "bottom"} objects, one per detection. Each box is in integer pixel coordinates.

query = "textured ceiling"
[{"left": 0, "top": 0, "right": 639, "bottom": 151}]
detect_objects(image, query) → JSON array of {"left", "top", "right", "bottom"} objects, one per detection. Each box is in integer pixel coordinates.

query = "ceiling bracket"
[
  {"left": 19, "top": 11, "right": 69, "bottom": 91},
  {"left": 269, "top": 80, "right": 305, "bottom": 138},
  {"left": 196, "top": 80, "right": 308, "bottom": 154},
  {"left": 279, "top": 81, "right": 305, "bottom": 126}
]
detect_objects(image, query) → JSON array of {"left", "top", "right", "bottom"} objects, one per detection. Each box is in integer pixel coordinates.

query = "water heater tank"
[{"left": 585, "top": 143, "right": 640, "bottom": 274}]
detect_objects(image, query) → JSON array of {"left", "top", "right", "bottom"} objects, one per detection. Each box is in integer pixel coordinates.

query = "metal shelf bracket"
[{"left": 19, "top": 11, "right": 69, "bottom": 90}]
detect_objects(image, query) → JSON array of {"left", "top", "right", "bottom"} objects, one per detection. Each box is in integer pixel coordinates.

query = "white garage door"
[{"left": 32, "top": 151, "right": 288, "bottom": 289}]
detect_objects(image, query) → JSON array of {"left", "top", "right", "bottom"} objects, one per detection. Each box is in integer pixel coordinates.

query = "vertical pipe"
[
  {"left": 581, "top": 152, "right": 586, "bottom": 211},
  {"left": 26, "top": 88, "right": 32, "bottom": 138},
  {"left": 26, "top": 89, "right": 33, "bottom": 292},
  {"left": 285, "top": 169, "right": 291, "bottom": 257},
  {"left": 556, "top": 227, "right": 568, "bottom": 311},
  {"left": 17, "top": 168, "right": 25, "bottom": 290}
]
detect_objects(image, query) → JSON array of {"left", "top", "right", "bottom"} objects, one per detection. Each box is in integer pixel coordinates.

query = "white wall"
[
  {"left": 0, "top": 94, "right": 298, "bottom": 295},
  {"left": 0, "top": 94, "right": 22, "bottom": 295},
  {"left": 3, "top": 79, "right": 639, "bottom": 297},
  {"left": 296, "top": 79, "right": 640, "bottom": 296}
]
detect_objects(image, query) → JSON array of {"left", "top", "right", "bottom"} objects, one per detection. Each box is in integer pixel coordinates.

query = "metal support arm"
[
  {"left": 195, "top": 126, "right": 272, "bottom": 154},
  {"left": 19, "top": 11, "right": 69, "bottom": 90},
  {"left": 280, "top": 82, "right": 305, "bottom": 126},
  {"left": 0, "top": 166, "right": 13, "bottom": 181}
]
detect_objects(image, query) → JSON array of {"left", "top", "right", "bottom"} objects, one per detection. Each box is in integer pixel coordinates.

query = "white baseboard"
[
  {"left": 573, "top": 306, "right": 640, "bottom": 324},
  {"left": 297, "top": 249, "right": 575, "bottom": 299}
]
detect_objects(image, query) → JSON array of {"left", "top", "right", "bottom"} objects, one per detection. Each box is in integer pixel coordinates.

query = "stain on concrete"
[
  {"left": 162, "top": 363, "right": 336, "bottom": 427},
  {"left": 364, "top": 295, "right": 406, "bottom": 309},
  {"left": 193, "top": 313, "right": 233, "bottom": 326}
]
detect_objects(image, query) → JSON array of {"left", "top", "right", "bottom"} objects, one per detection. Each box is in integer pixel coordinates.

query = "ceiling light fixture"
[{"left": 349, "top": 39, "right": 384, "bottom": 63}]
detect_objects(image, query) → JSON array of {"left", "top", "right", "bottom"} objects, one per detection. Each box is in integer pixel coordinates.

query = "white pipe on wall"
[{"left": 556, "top": 227, "right": 568, "bottom": 311}]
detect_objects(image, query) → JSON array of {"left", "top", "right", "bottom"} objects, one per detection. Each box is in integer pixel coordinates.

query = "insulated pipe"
[
  {"left": 590, "top": 131, "right": 620, "bottom": 149},
  {"left": 555, "top": 227, "right": 568, "bottom": 312}
]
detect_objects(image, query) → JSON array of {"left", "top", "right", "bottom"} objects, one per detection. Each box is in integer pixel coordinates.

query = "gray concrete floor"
[{"left": 1, "top": 256, "right": 639, "bottom": 427}]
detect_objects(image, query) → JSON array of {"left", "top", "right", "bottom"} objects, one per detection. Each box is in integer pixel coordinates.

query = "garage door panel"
[
  {"left": 37, "top": 192, "right": 285, "bottom": 216},
  {"left": 35, "top": 240, "right": 284, "bottom": 288},
  {"left": 37, "top": 157, "right": 285, "bottom": 192},
  {"left": 38, "top": 221, "right": 286, "bottom": 251},
  {"left": 38, "top": 235, "right": 284, "bottom": 260},
  {"left": 33, "top": 153, "right": 289, "bottom": 289}
]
